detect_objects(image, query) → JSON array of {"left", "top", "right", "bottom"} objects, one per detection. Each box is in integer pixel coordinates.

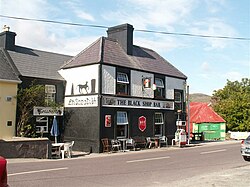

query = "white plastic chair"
[
  {"left": 111, "top": 139, "right": 122, "bottom": 152},
  {"left": 159, "top": 136, "right": 168, "bottom": 147},
  {"left": 61, "top": 141, "right": 74, "bottom": 159}
]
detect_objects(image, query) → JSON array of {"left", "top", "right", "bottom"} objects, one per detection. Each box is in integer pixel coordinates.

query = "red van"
[{"left": 0, "top": 156, "right": 8, "bottom": 187}]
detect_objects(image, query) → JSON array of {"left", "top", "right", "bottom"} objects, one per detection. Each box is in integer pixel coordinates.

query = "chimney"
[
  {"left": 107, "top": 23, "right": 134, "bottom": 55},
  {"left": 0, "top": 25, "right": 16, "bottom": 51}
]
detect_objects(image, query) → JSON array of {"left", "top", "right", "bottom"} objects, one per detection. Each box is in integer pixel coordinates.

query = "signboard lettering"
[
  {"left": 65, "top": 95, "right": 98, "bottom": 107},
  {"left": 102, "top": 96, "right": 174, "bottom": 110}
]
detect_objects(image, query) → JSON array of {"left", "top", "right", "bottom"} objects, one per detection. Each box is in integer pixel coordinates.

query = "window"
[
  {"left": 36, "top": 117, "right": 48, "bottom": 133},
  {"left": 117, "top": 72, "right": 129, "bottom": 95},
  {"left": 117, "top": 111, "right": 128, "bottom": 138},
  {"left": 174, "top": 91, "right": 182, "bottom": 111},
  {"left": 45, "top": 85, "right": 56, "bottom": 104},
  {"left": 155, "top": 78, "right": 165, "bottom": 98},
  {"left": 154, "top": 113, "right": 163, "bottom": 136}
]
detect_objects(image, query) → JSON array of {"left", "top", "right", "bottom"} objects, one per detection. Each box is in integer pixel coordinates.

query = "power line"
[{"left": 1, "top": 14, "right": 249, "bottom": 41}]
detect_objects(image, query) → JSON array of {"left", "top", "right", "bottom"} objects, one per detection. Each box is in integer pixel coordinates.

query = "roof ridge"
[{"left": 14, "top": 45, "right": 72, "bottom": 57}]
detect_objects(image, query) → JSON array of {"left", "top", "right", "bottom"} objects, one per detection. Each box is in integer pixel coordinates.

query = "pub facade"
[{"left": 59, "top": 23, "right": 187, "bottom": 153}]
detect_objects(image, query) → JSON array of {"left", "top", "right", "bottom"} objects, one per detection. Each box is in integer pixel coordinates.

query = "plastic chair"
[
  {"left": 101, "top": 138, "right": 111, "bottom": 153},
  {"left": 126, "top": 138, "right": 135, "bottom": 151},
  {"left": 111, "top": 139, "right": 122, "bottom": 152},
  {"left": 159, "top": 136, "right": 168, "bottom": 147},
  {"left": 61, "top": 141, "right": 74, "bottom": 159},
  {"left": 145, "top": 137, "right": 155, "bottom": 149}
]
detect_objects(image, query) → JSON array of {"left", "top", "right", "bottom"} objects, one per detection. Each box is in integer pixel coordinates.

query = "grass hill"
[{"left": 189, "top": 93, "right": 211, "bottom": 103}]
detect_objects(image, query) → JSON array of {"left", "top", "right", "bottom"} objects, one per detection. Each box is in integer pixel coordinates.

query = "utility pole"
[{"left": 187, "top": 85, "right": 190, "bottom": 144}]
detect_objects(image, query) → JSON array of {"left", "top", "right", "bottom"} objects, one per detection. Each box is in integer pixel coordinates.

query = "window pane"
[
  {"left": 155, "top": 124, "right": 162, "bottom": 136},
  {"left": 117, "top": 83, "right": 128, "bottom": 95},
  {"left": 117, "top": 112, "right": 128, "bottom": 124},
  {"left": 117, "top": 73, "right": 129, "bottom": 84},
  {"left": 175, "top": 92, "right": 181, "bottom": 102},
  {"left": 155, "top": 113, "right": 163, "bottom": 124},
  {"left": 155, "top": 78, "right": 164, "bottom": 88}
]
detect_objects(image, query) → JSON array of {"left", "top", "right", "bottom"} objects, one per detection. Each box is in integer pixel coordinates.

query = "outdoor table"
[{"left": 119, "top": 139, "right": 128, "bottom": 152}]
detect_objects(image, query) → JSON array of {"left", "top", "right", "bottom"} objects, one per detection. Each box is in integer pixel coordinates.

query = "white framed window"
[
  {"left": 154, "top": 112, "right": 163, "bottom": 136},
  {"left": 174, "top": 91, "right": 182, "bottom": 111},
  {"left": 117, "top": 72, "right": 129, "bottom": 95},
  {"left": 45, "top": 85, "right": 56, "bottom": 103},
  {"left": 36, "top": 117, "right": 48, "bottom": 133},
  {"left": 155, "top": 78, "right": 165, "bottom": 98},
  {"left": 117, "top": 111, "right": 128, "bottom": 138},
  {"left": 117, "top": 73, "right": 129, "bottom": 83}
]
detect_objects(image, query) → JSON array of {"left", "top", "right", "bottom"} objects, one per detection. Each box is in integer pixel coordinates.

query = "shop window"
[
  {"left": 154, "top": 112, "right": 163, "bottom": 136},
  {"left": 117, "top": 111, "right": 128, "bottom": 138},
  {"left": 36, "top": 117, "right": 48, "bottom": 133},
  {"left": 45, "top": 85, "right": 56, "bottom": 104},
  {"left": 117, "top": 72, "right": 129, "bottom": 95},
  {"left": 174, "top": 91, "right": 183, "bottom": 111},
  {"left": 154, "top": 78, "right": 165, "bottom": 98}
]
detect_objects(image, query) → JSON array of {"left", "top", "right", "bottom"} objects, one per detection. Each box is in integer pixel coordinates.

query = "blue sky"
[{"left": 0, "top": 0, "right": 249, "bottom": 95}]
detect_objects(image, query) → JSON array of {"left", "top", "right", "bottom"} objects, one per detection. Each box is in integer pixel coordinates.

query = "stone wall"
[{"left": 0, "top": 137, "right": 51, "bottom": 159}]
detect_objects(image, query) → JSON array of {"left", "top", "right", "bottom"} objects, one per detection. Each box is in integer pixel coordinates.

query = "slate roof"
[
  {"left": 62, "top": 37, "right": 187, "bottom": 79},
  {"left": 189, "top": 102, "right": 226, "bottom": 123},
  {"left": 0, "top": 48, "right": 20, "bottom": 82},
  {"left": 7, "top": 46, "right": 72, "bottom": 81}
]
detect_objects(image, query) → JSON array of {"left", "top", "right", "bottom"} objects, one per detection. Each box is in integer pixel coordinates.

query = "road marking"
[
  {"left": 8, "top": 167, "right": 68, "bottom": 176},
  {"left": 200, "top": 149, "right": 227, "bottom": 155},
  {"left": 126, "top": 156, "right": 170, "bottom": 163}
]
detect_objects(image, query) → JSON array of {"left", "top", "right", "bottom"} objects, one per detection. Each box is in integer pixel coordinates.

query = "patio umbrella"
[{"left": 50, "top": 116, "right": 59, "bottom": 143}]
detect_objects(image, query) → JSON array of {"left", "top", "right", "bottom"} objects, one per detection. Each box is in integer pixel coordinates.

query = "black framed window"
[
  {"left": 117, "top": 72, "right": 129, "bottom": 95},
  {"left": 174, "top": 90, "right": 183, "bottom": 111},
  {"left": 154, "top": 78, "right": 165, "bottom": 98},
  {"left": 117, "top": 111, "right": 128, "bottom": 138}
]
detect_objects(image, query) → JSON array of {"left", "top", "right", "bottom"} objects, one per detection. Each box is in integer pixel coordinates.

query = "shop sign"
[
  {"left": 102, "top": 96, "right": 174, "bottom": 110},
  {"left": 105, "top": 115, "right": 111, "bottom": 127},
  {"left": 138, "top": 116, "right": 146, "bottom": 132},
  {"left": 33, "top": 107, "right": 64, "bottom": 116},
  {"left": 65, "top": 95, "right": 98, "bottom": 107}
]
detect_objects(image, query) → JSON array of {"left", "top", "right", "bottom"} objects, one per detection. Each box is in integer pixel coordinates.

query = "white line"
[
  {"left": 127, "top": 156, "right": 170, "bottom": 163},
  {"left": 200, "top": 149, "right": 227, "bottom": 155},
  {"left": 8, "top": 167, "right": 68, "bottom": 176}
]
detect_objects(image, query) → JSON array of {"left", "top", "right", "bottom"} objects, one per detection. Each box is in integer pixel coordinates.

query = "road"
[{"left": 7, "top": 141, "right": 250, "bottom": 187}]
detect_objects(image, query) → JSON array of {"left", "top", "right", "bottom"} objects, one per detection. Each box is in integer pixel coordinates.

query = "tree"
[
  {"left": 16, "top": 84, "right": 45, "bottom": 137},
  {"left": 211, "top": 78, "right": 250, "bottom": 131}
]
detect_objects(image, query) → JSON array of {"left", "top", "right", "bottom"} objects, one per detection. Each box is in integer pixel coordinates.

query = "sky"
[{"left": 0, "top": 0, "right": 249, "bottom": 95}]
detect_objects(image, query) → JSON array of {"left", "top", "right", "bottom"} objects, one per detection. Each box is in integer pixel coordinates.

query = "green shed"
[{"left": 188, "top": 102, "right": 226, "bottom": 140}]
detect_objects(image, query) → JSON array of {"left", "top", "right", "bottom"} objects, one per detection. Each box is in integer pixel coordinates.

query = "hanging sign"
[
  {"left": 105, "top": 115, "right": 111, "bottom": 127},
  {"left": 138, "top": 116, "right": 146, "bottom": 132}
]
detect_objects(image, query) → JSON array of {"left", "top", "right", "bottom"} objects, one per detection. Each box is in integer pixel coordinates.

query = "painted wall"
[
  {"left": 102, "top": 65, "right": 116, "bottom": 94},
  {"left": 59, "top": 64, "right": 99, "bottom": 96},
  {"left": 0, "top": 81, "right": 18, "bottom": 139},
  {"left": 166, "top": 77, "right": 186, "bottom": 100},
  {"left": 131, "top": 70, "right": 154, "bottom": 98}
]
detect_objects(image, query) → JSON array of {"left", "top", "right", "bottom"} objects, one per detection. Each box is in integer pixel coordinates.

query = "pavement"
[{"left": 7, "top": 140, "right": 241, "bottom": 164}]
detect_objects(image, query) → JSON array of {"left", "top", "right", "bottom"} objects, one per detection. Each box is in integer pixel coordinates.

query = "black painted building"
[{"left": 60, "top": 23, "right": 187, "bottom": 153}]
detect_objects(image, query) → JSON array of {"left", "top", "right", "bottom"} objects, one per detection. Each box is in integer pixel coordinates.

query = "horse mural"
[{"left": 77, "top": 81, "right": 89, "bottom": 94}]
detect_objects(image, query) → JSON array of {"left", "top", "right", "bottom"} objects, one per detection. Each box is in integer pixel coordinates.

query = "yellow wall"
[{"left": 0, "top": 81, "right": 18, "bottom": 139}]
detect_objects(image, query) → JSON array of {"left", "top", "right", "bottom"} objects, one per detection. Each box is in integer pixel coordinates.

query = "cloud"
[
  {"left": 201, "top": 61, "right": 211, "bottom": 72},
  {"left": 223, "top": 71, "right": 245, "bottom": 82},
  {"left": 103, "top": 0, "right": 196, "bottom": 30},
  {"left": 190, "top": 18, "right": 237, "bottom": 50}
]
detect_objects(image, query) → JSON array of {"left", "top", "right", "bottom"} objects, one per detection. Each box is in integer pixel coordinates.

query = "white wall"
[{"left": 59, "top": 64, "right": 99, "bottom": 96}]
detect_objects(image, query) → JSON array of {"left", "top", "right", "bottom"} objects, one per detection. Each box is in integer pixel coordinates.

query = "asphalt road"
[{"left": 7, "top": 141, "right": 250, "bottom": 187}]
